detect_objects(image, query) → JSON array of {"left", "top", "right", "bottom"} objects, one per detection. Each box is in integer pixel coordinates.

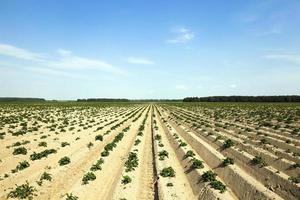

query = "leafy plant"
[
  {"left": 15, "top": 160, "right": 30, "bottom": 171},
  {"left": 90, "top": 159, "right": 104, "bottom": 171},
  {"left": 37, "top": 172, "right": 52, "bottom": 186},
  {"left": 251, "top": 156, "right": 267, "bottom": 167},
  {"left": 61, "top": 142, "right": 70, "bottom": 147},
  {"left": 184, "top": 150, "right": 195, "bottom": 159},
  {"left": 30, "top": 149, "right": 57, "bottom": 160},
  {"left": 223, "top": 139, "right": 234, "bottom": 149},
  {"left": 7, "top": 181, "right": 36, "bottom": 199},
  {"left": 160, "top": 167, "right": 175, "bottom": 177},
  {"left": 125, "top": 152, "right": 139, "bottom": 172},
  {"left": 134, "top": 139, "right": 141, "bottom": 146},
  {"left": 154, "top": 134, "right": 161, "bottom": 141},
  {"left": 87, "top": 142, "right": 94, "bottom": 149},
  {"left": 58, "top": 156, "right": 71, "bottom": 166},
  {"left": 101, "top": 150, "right": 109, "bottom": 157},
  {"left": 210, "top": 180, "right": 226, "bottom": 193},
  {"left": 38, "top": 141, "right": 47, "bottom": 147},
  {"left": 13, "top": 147, "right": 27, "bottom": 155},
  {"left": 82, "top": 172, "right": 96, "bottom": 184},
  {"left": 158, "top": 150, "right": 169, "bottom": 160},
  {"left": 65, "top": 193, "right": 78, "bottom": 200},
  {"left": 202, "top": 170, "right": 217, "bottom": 182},
  {"left": 191, "top": 159, "right": 204, "bottom": 169},
  {"left": 122, "top": 175, "right": 132, "bottom": 184},
  {"left": 222, "top": 157, "right": 234, "bottom": 167},
  {"left": 95, "top": 135, "right": 103, "bottom": 141}
]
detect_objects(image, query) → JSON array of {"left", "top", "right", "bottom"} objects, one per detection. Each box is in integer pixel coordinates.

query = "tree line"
[{"left": 183, "top": 96, "right": 300, "bottom": 102}]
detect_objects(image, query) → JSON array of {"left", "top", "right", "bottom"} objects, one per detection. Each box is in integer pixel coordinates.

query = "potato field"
[{"left": 0, "top": 102, "right": 299, "bottom": 200}]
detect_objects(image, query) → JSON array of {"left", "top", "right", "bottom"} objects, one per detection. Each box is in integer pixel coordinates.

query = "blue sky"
[{"left": 0, "top": 0, "right": 300, "bottom": 99}]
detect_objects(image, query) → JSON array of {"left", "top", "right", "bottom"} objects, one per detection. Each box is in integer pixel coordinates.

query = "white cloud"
[
  {"left": 0, "top": 43, "right": 126, "bottom": 75},
  {"left": 166, "top": 27, "right": 195, "bottom": 44},
  {"left": 0, "top": 43, "right": 44, "bottom": 61},
  {"left": 265, "top": 54, "right": 300, "bottom": 64},
  {"left": 127, "top": 57, "right": 154, "bottom": 65},
  {"left": 175, "top": 84, "right": 188, "bottom": 90}
]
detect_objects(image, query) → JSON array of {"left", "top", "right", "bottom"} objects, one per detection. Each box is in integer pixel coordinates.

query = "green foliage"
[
  {"left": 61, "top": 142, "right": 70, "bottom": 147},
  {"left": 65, "top": 193, "right": 78, "bottom": 200},
  {"left": 223, "top": 139, "right": 234, "bottom": 149},
  {"left": 134, "top": 139, "right": 141, "bottom": 146},
  {"left": 95, "top": 135, "right": 103, "bottom": 141},
  {"left": 16, "top": 160, "right": 30, "bottom": 171},
  {"left": 122, "top": 175, "right": 132, "bottom": 184},
  {"left": 160, "top": 167, "right": 176, "bottom": 177},
  {"left": 184, "top": 150, "right": 195, "bottom": 159},
  {"left": 90, "top": 159, "right": 104, "bottom": 171},
  {"left": 30, "top": 149, "right": 57, "bottom": 160},
  {"left": 7, "top": 181, "right": 36, "bottom": 199},
  {"left": 210, "top": 180, "right": 226, "bottom": 193},
  {"left": 191, "top": 159, "right": 204, "bottom": 169},
  {"left": 82, "top": 172, "right": 96, "bottom": 184},
  {"left": 37, "top": 172, "right": 52, "bottom": 186},
  {"left": 222, "top": 157, "right": 234, "bottom": 166},
  {"left": 251, "top": 156, "right": 267, "bottom": 167},
  {"left": 38, "top": 141, "right": 47, "bottom": 147},
  {"left": 125, "top": 152, "right": 139, "bottom": 172},
  {"left": 158, "top": 150, "right": 169, "bottom": 160},
  {"left": 154, "top": 134, "right": 161, "bottom": 141},
  {"left": 101, "top": 150, "right": 109, "bottom": 157},
  {"left": 58, "top": 156, "right": 71, "bottom": 166},
  {"left": 13, "top": 147, "right": 27, "bottom": 155},
  {"left": 202, "top": 170, "right": 217, "bottom": 182}
]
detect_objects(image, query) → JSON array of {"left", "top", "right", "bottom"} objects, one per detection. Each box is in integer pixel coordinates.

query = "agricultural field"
[{"left": 0, "top": 102, "right": 299, "bottom": 200}]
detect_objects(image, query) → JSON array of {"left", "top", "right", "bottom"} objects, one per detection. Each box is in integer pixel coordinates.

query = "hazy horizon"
[{"left": 1, "top": 0, "right": 300, "bottom": 100}]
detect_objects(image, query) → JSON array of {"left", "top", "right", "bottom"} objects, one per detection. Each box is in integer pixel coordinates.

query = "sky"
[{"left": 0, "top": 0, "right": 300, "bottom": 100}]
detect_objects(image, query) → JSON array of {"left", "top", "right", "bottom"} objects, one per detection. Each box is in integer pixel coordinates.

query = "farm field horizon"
[{"left": 0, "top": 102, "right": 299, "bottom": 199}]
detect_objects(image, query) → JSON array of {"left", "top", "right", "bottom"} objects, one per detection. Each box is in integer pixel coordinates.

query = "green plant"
[
  {"left": 7, "top": 181, "right": 36, "bottom": 199},
  {"left": 191, "top": 159, "right": 204, "bottom": 169},
  {"left": 154, "top": 134, "right": 161, "bottom": 141},
  {"left": 166, "top": 182, "right": 173, "bottom": 187},
  {"left": 251, "top": 156, "right": 267, "bottom": 167},
  {"left": 210, "top": 180, "right": 226, "bottom": 193},
  {"left": 134, "top": 139, "right": 141, "bottom": 146},
  {"left": 222, "top": 157, "right": 234, "bottom": 166},
  {"left": 90, "top": 159, "right": 104, "bottom": 171},
  {"left": 15, "top": 160, "right": 30, "bottom": 171},
  {"left": 122, "top": 175, "right": 132, "bottom": 184},
  {"left": 58, "top": 156, "right": 71, "bottom": 166},
  {"left": 158, "top": 150, "right": 169, "bottom": 160},
  {"left": 65, "top": 193, "right": 79, "bottom": 200},
  {"left": 184, "top": 150, "right": 195, "bottom": 159},
  {"left": 179, "top": 141, "right": 187, "bottom": 147},
  {"left": 223, "top": 139, "right": 234, "bottom": 149},
  {"left": 160, "top": 167, "right": 176, "bottom": 177},
  {"left": 37, "top": 172, "right": 52, "bottom": 186},
  {"left": 82, "top": 172, "right": 96, "bottom": 184},
  {"left": 38, "top": 141, "right": 47, "bottom": 147},
  {"left": 95, "top": 135, "right": 103, "bottom": 141},
  {"left": 61, "top": 142, "right": 70, "bottom": 147},
  {"left": 13, "top": 147, "right": 27, "bottom": 155},
  {"left": 202, "top": 170, "right": 217, "bottom": 182},
  {"left": 30, "top": 149, "right": 57, "bottom": 160},
  {"left": 125, "top": 152, "right": 139, "bottom": 172},
  {"left": 87, "top": 142, "right": 94, "bottom": 149},
  {"left": 101, "top": 150, "right": 109, "bottom": 157}
]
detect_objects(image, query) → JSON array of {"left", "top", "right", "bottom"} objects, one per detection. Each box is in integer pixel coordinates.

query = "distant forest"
[
  {"left": 77, "top": 98, "right": 130, "bottom": 102},
  {"left": 0, "top": 98, "right": 46, "bottom": 102},
  {"left": 183, "top": 96, "right": 300, "bottom": 102}
]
